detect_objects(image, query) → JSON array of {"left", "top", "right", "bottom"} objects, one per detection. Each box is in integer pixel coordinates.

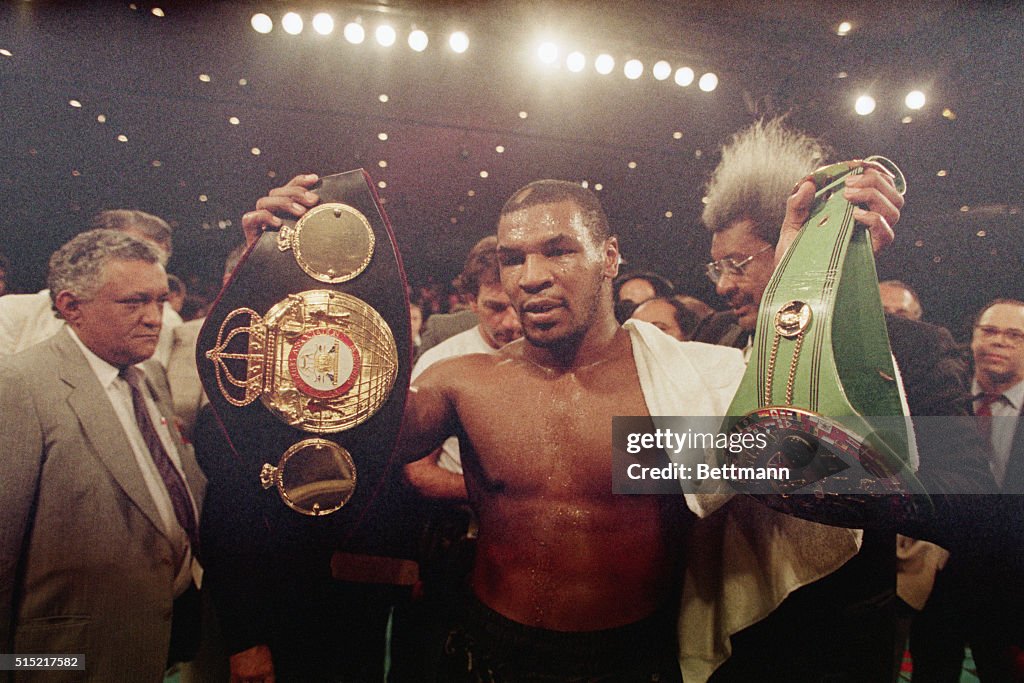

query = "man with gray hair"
[
  {"left": 0, "top": 229, "right": 206, "bottom": 681},
  {"left": 688, "top": 118, "right": 994, "bottom": 682},
  {"left": 0, "top": 209, "right": 182, "bottom": 366}
]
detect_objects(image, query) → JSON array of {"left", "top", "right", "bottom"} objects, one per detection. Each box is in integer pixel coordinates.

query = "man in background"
[
  {"left": 879, "top": 279, "right": 924, "bottom": 320},
  {"left": 166, "top": 243, "right": 246, "bottom": 442},
  {"left": 912, "top": 299, "right": 1024, "bottom": 680}
]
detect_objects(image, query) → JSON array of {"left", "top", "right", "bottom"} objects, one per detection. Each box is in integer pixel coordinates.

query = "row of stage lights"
[
  {"left": 248, "top": 12, "right": 719, "bottom": 90},
  {"left": 250, "top": 12, "right": 469, "bottom": 53}
]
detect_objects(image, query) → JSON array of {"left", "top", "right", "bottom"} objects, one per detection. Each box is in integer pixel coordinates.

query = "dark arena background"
[{"left": 0, "top": 0, "right": 1021, "bottom": 338}]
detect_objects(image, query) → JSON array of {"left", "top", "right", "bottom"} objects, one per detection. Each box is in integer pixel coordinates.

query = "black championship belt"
[{"left": 197, "top": 170, "right": 411, "bottom": 520}]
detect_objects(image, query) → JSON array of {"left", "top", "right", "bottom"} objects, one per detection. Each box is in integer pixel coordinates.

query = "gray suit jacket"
[
  {"left": 0, "top": 328, "right": 207, "bottom": 682},
  {"left": 166, "top": 318, "right": 208, "bottom": 441}
]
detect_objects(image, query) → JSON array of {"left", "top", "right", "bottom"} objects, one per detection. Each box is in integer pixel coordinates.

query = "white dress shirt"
[{"left": 68, "top": 327, "right": 201, "bottom": 594}]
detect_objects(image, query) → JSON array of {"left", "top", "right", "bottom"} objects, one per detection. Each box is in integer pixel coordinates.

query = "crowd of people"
[{"left": 0, "top": 118, "right": 1022, "bottom": 683}]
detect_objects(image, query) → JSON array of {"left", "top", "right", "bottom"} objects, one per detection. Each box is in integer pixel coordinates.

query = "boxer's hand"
[
  {"left": 229, "top": 643, "right": 275, "bottom": 683},
  {"left": 776, "top": 160, "right": 904, "bottom": 264},
  {"left": 241, "top": 173, "right": 321, "bottom": 246}
]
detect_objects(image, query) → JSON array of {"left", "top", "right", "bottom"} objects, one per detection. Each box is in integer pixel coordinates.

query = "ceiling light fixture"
[
  {"left": 408, "top": 29, "right": 428, "bottom": 52},
  {"left": 312, "top": 13, "right": 334, "bottom": 36},
  {"left": 449, "top": 31, "right": 469, "bottom": 54},
  {"left": 376, "top": 24, "right": 396, "bottom": 47},
  {"left": 698, "top": 72, "right": 718, "bottom": 92},
  {"left": 624, "top": 59, "right": 644, "bottom": 80},
  {"left": 344, "top": 22, "right": 365, "bottom": 44},
  {"left": 281, "top": 12, "right": 303, "bottom": 35},
  {"left": 674, "top": 67, "right": 694, "bottom": 86},
  {"left": 251, "top": 13, "right": 273, "bottom": 34},
  {"left": 538, "top": 41, "right": 558, "bottom": 65},
  {"left": 905, "top": 90, "right": 926, "bottom": 110},
  {"left": 566, "top": 51, "right": 585, "bottom": 72},
  {"left": 854, "top": 95, "right": 876, "bottom": 115}
]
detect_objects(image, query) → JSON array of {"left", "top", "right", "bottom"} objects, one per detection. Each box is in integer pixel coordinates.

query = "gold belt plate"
[{"left": 205, "top": 289, "right": 398, "bottom": 433}]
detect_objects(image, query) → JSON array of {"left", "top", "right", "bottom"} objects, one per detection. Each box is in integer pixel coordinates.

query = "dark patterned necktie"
[
  {"left": 121, "top": 366, "right": 199, "bottom": 552},
  {"left": 974, "top": 392, "right": 1004, "bottom": 443}
]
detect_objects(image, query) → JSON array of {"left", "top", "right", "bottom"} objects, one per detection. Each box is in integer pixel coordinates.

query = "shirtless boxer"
[{"left": 239, "top": 169, "right": 901, "bottom": 681}]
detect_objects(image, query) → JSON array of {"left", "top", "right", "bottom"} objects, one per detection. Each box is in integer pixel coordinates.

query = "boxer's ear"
[{"left": 602, "top": 237, "right": 620, "bottom": 279}]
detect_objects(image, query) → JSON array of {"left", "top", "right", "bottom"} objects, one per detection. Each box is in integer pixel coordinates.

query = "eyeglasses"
[
  {"left": 704, "top": 245, "right": 773, "bottom": 285},
  {"left": 974, "top": 325, "right": 1024, "bottom": 345}
]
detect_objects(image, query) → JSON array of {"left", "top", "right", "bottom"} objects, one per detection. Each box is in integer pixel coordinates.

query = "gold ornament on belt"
[
  {"left": 764, "top": 300, "right": 812, "bottom": 406},
  {"left": 277, "top": 203, "right": 375, "bottom": 283},
  {"left": 205, "top": 289, "right": 398, "bottom": 433}
]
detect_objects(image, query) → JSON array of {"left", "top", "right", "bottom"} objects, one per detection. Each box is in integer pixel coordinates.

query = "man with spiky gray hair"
[
  {"left": 0, "top": 229, "right": 206, "bottom": 681},
  {"left": 688, "top": 118, "right": 995, "bottom": 683}
]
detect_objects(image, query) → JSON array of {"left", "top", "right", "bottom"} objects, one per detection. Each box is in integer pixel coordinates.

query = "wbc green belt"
[{"left": 718, "top": 157, "right": 928, "bottom": 528}]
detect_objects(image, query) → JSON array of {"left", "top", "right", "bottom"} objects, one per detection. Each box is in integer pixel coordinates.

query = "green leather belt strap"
[{"left": 719, "top": 157, "right": 928, "bottom": 528}]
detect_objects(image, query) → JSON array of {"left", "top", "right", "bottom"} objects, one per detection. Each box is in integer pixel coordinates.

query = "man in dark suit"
[
  {"left": 0, "top": 230, "right": 206, "bottom": 682},
  {"left": 911, "top": 299, "right": 1024, "bottom": 680},
  {"left": 690, "top": 118, "right": 996, "bottom": 682}
]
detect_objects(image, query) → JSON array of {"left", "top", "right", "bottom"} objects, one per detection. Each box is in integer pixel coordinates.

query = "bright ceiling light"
[
  {"left": 698, "top": 72, "right": 718, "bottom": 92},
  {"left": 855, "top": 95, "right": 876, "bottom": 115},
  {"left": 624, "top": 59, "right": 643, "bottom": 80},
  {"left": 652, "top": 60, "right": 672, "bottom": 81},
  {"left": 566, "top": 51, "right": 586, "bottom": 72},
  {"left": 312, "top": 13, "right": 334, "bottom": 36},
  {"left": 594, "top": 53, "right": 614, "bottom": 75},
  {"left": 837, "top": 21, "right": 852, "bottom": 36},
  {"left": 674, "top": 67, "right": 694, "bottom": 86},
  {"left": 281, "top": 12, "right": 303, "bottom": 35},
  {"left": 250, "top": 13, "right": 272, "bottom": 33},
  {"left": 449, "top": 31, "right": 469, "bottom": 53},
  {"left": 344, "top": 22, "right": 365, "bottom": 44},
  {"left": 905, "top": 90, "right": 926, "bottom": 110},
  {"left": 376, "top": 24, "right": 396, "bottom": 47},
  {"left": 408, "top": 29, "right": 428, "bottom": 51},
  {"left": 538, "top": 41, "right": 558, "bottom": 65}
]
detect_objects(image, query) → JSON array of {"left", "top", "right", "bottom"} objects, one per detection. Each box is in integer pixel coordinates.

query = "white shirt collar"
[
  {"left": 971, "top": 376, "right": 1024, "bottom": 411},
  {"left": 66, "top": 327, "right": 133, "bottom": 389}
]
